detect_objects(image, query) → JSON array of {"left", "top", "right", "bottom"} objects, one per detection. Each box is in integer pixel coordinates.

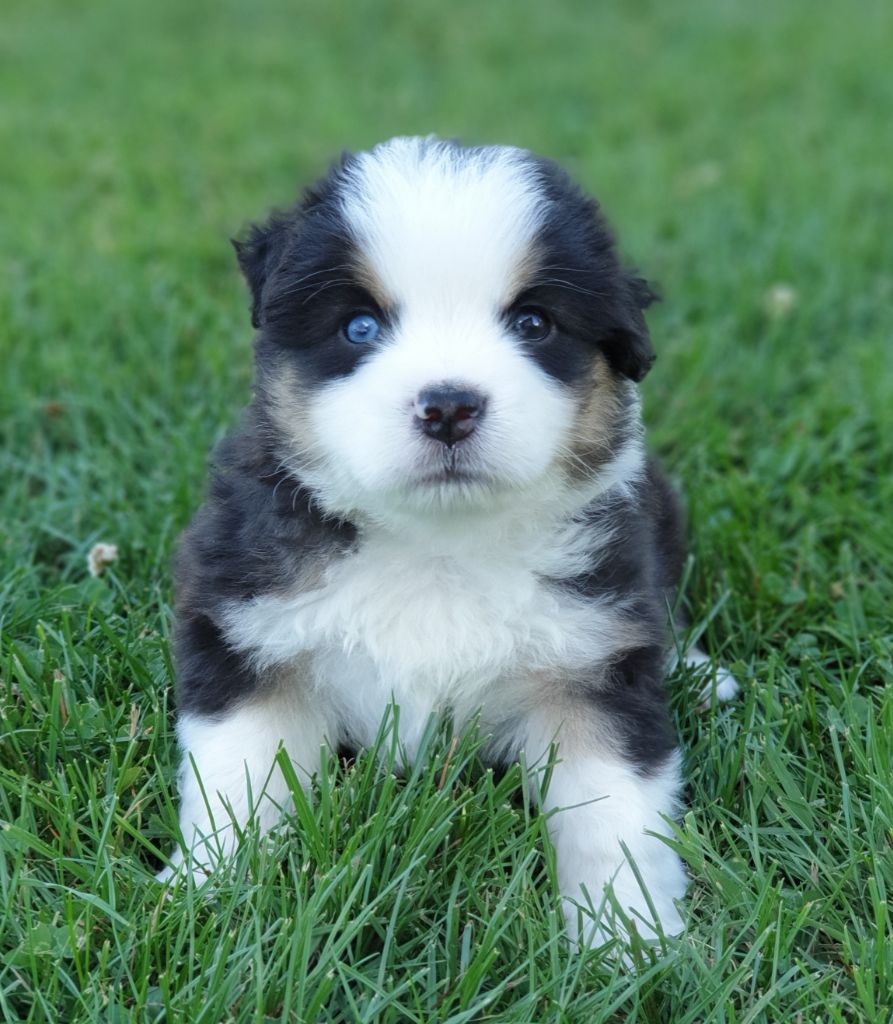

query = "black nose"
[{"left": 414, "top": 386, "right": 487, "bottom": 446}]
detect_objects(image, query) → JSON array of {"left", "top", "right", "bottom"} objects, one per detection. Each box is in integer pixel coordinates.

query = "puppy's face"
[{"left": 237, "top": 138, "right": 656, "bottom": 522}]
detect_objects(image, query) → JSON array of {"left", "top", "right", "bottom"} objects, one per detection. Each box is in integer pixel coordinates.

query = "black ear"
[
  {"left": 601, "top": 273, "right": 659, "bottom": 382},
  {"left": 628, "top": 275, "right": 659, "bottom": 310},
  {"left": 232, "top": 214, "right": 290, "bottom": 329}
]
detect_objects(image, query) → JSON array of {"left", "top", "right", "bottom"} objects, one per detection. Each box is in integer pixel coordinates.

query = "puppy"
[{"left": 159, "top": 137, "right": 735, "bottom": 945}]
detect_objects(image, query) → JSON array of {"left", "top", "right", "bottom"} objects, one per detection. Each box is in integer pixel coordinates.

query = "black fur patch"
[
  {"left": 174, "top": 413, "right": 356, "bottom": 716},
  {"left": 234, "top": 155, "right": 392, "bottom": 387},
  {"left": 589, "top": 644, "right": 678, "bottom": 772},
  {"left": 558, "top": 461, "right": 686, "bottom": 772},
  {"left": 518, "top": 157, "right": 657, "bottom": 384},
  {"left": 175, "top": 612, "right": 260, "bottom": 718}
]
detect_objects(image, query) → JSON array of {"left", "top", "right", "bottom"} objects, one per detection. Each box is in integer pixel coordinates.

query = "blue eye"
[
  {"left": 344, "top": 313, "right": 381, "bottom": 344},
  {"left": 510, "top": 308, "right": 552, "bottom": 342}
]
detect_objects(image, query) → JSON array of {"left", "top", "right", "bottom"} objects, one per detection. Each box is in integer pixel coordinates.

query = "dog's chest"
[
  {"left": 225, "top": 524, "right": 620, "bottom": 707},
  {"left": 315, "top": 537, "right": 565, "bottom": 687}
]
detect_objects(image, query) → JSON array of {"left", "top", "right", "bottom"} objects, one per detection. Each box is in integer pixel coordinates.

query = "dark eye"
[
  {"left": 510, "top": 308, "right": 552, "bottom": 342},
  {"left": 344, "top": 313, "right": 381, "bottom": 344}
]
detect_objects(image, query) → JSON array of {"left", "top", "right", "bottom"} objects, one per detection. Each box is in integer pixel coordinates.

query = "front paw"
[
  {"left": 700, "top": 664, "right": 740, "bottom": 703},
  {"left": 563, "top": 885, "right": 685, "bottom": 948},
  {"left": 560, "top": 850, "right": 687, "bottom": 951},
  {"left": 154, "top": 850, "right": 216, "bottom": 889}
]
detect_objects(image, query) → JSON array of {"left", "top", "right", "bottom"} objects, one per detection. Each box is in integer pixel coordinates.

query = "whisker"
[
  {"left": 537, "top": 277, "right": 608, "bottom": 300},
  {"left": 300, "top": 278, "right": 357, "bottom": 305},
  {"left": 279, "top": 263, "right": 354, "bottom": 288},
  {"left": 533, "top": 265, "right": 592, "bottom": 275},
  {"left": 270, "top": 264, "right": 355, "bottom": 301},
  {"left": 554, "top": 442, "right": 598, "bottom": 478}
]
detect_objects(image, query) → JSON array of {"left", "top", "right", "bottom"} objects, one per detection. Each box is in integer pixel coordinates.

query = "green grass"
[{"left": 2, "top": 0, "right": 892, "bottom": 1019}]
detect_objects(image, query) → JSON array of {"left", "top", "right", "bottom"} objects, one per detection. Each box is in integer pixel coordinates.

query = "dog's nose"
[{"left": 413, "top": 386, "right": 487, "bottom": 446}]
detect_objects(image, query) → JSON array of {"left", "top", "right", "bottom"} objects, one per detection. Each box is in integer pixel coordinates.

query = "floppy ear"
[
  {"left": 601, "top": 273, "right": 659, "bottom": 382},
  {"left": 232, "top": 215, "right": 290, "bottom": 329}
]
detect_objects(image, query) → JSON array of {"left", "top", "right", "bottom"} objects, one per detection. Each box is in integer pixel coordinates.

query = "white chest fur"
[{"left": 221, "top": 517, "right": 631, "bottom": 727}]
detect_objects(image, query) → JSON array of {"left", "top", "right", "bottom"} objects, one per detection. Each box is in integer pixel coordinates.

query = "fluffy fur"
[{"left": 158, "top": 137, "right": 736, "bottom": 948}]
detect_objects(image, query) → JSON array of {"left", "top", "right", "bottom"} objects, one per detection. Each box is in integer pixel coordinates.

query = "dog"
[{"left": 158, "top": 136, "right": 737, "bottom": 947}]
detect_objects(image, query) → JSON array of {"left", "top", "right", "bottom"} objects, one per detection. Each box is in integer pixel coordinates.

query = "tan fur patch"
[
  {"left": 262, "top": 360, "right": 316, "bottom": 470},
  {"left": 351, "top": 252, "right": 395, "bottom": 311},
  {"left": 560, "top": 352, "right": 625, "bottom": 483}
]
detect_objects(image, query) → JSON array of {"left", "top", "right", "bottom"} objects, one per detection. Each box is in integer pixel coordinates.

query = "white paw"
[
  {"left": 560, "top": 848, "right": 687, "bottom": 954},
  {"left": 545, "top": 752, "right": 688, "bottom": 957},
  {"left": 682, "top": 646, "right": 740, "bottom": 703},
  {"left": 562, "top": 901, "right": 615, "bottom": 951},
  {"left": 703, "top": 664, "right": 740, "bottom": 703},
  {"left": 154, "top": 863, "right": 177, "bottom": 886},
  {"left": 154, "top": 852, "right": 215, "bottom": 889},
  {"left": 563, "top": 884, "right": 685, "bottom": 956}
]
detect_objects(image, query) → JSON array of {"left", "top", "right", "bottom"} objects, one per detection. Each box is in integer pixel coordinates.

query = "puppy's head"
[{"left": 237, "top": 137, "right": 655, "bottom": 523}]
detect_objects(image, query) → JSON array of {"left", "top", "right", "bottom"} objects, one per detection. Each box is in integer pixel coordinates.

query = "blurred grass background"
[{"left": 1, "top": 1, "right": 892, "bottom": 1021}]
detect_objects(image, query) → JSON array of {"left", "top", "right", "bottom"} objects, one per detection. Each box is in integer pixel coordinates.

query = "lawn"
[{"left": 1, "top": 0, "right": 892, "bottom": 1020}]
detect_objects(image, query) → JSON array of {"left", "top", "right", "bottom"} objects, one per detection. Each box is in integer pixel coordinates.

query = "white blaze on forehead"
[{"left": 340, "top": 137, "right": 545, "bottom": 310}]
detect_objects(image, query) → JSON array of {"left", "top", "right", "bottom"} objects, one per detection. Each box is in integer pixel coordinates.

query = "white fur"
[
  {"left": 220, "top": 509, "right": 640, "bottom": 762},
  {"left": 222, "top": 511, "right": 632, "bottom": 680},
  {"left": 343, "top": 138, "right": 544, "bottom": 316},
  {"left": 177, "top": 502, "right": 689, "bottom": 943},
  {"left": 545, "top": 750, "right": 686, "bottom": 944},
  {"left": 157, "top": 689, "right": 334, "bottom": 884}
]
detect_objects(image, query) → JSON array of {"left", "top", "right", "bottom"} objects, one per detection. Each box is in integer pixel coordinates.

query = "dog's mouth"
[
  {"left": 412, "top": 444, "right": 490, "bottom": 487},
  {"left": 415, "top": 467, "right": 483, "bottom": 486}
]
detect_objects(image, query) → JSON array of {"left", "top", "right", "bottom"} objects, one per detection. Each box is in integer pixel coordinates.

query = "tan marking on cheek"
[
  {"left": 260, "top": 362, "right": 319, "bottom": 466},
  {"left": 560, "top": 353, "right": 624, "bottom": 482}
]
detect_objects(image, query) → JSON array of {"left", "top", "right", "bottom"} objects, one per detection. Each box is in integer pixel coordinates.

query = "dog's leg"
[
  {"left": 157, "top": 687, "right": 331, "bottom": 884},
  {"left": 542, "top": 742, "right": 686, "bottom": 947},
  {"left": 510, "top": 650, "right": 687, "bottom": 948}
]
